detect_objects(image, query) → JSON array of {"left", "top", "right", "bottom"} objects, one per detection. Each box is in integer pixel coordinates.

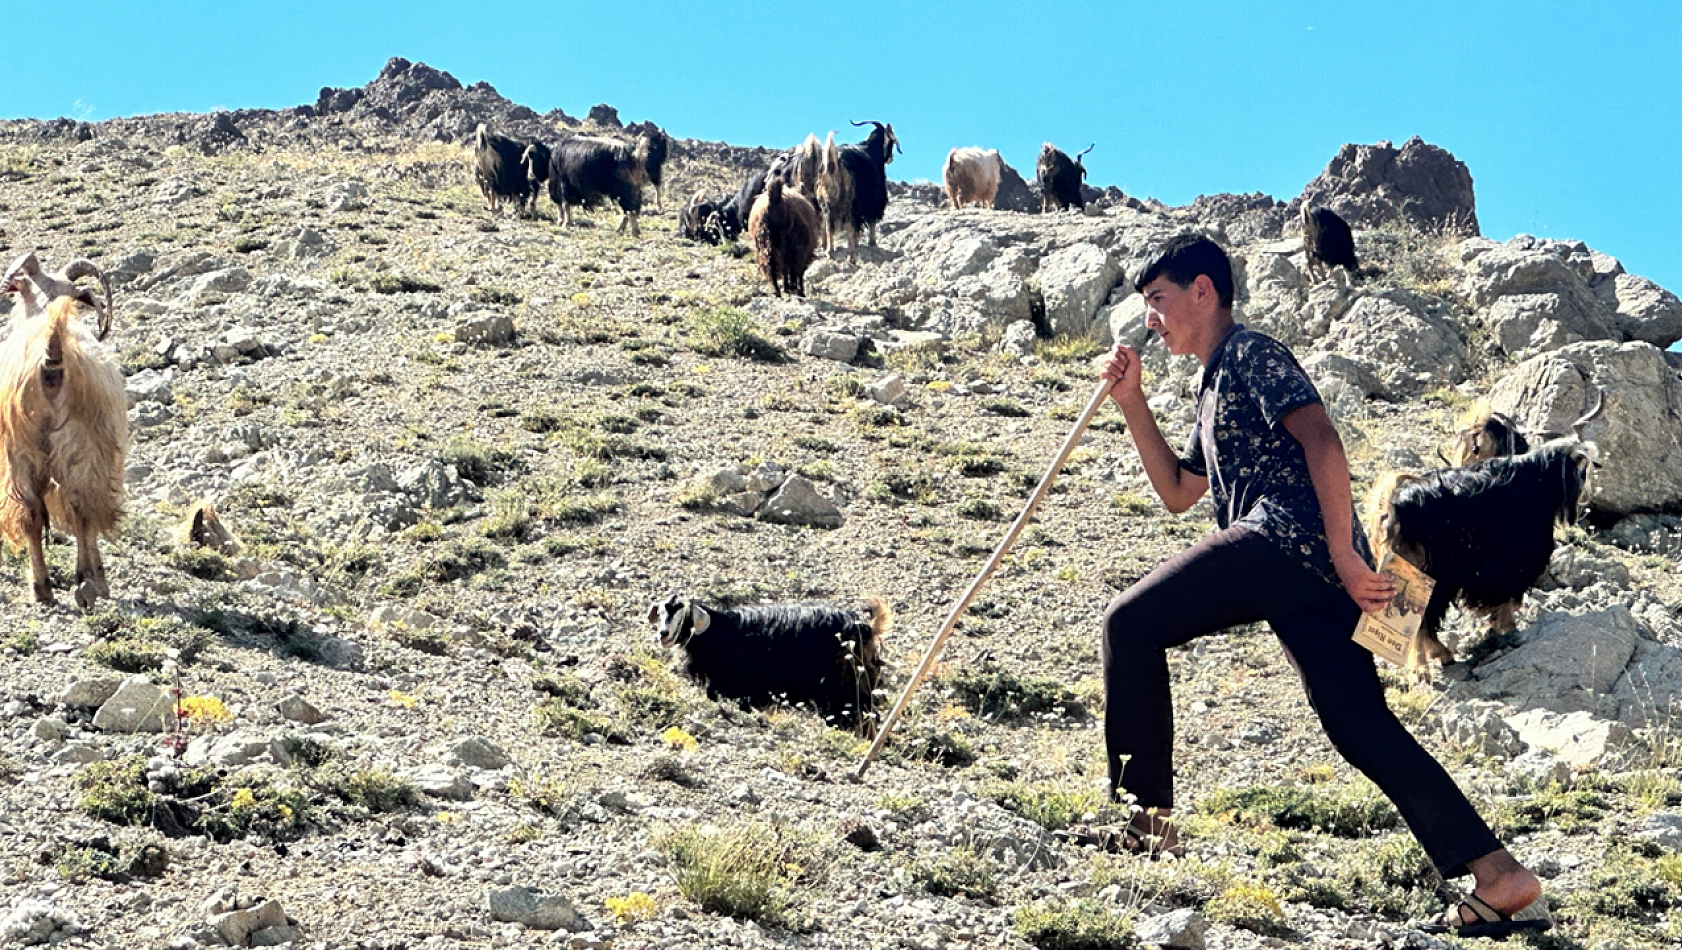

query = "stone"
[
  {"left": 209, "top": 899, "right": 289, "bottom": 947},
  {"left": 1601, "top": 272, "right": 1682, "bottom": 348},
  {"left": 1322, "top": 292, "right": 1465, "bottom": 397},
  {"left": 1464, "top": 606, "right": 1639, "bottom": 715},
  {"left": 1295, "top": 136, "right": 1479, "bottom": 234},
  {"left": 1633, "top": 811, "right": 1682, "bottom": 852},
  {"left": 1038, "top": 243, "right": 1121, "bottom": 337},
  {"left": 1508, "top": 749, "right": 1573, "bottom": 789},
  {"left": 410, "top": 764, "right": 474, "bottom": 801},
  {"left": 1135, "top": 907, "right": 1209, "bottom": 949},
  {"left": 1504, "top": 708, "right": 1637, "bottom": 770},
  {"left": 276, "top": 693, "right": 327, "bottom": 725},
  {"left": 444, "top": 736, "right": 511, "bottom": 770},
  {"left": 1543, "top": 544, "right": 1631, "bottom": 591},
  {"left": 866, "top": 374, "right": 907, "bottom": 406},
  {"left": 800, "top": 329, "right": 860, "bottom": 363},
  {"left": 1486, "top": 341, "right": 1682, "bottom": 516},
  {"left": 185, "top": 730, "right": 292, "bottom": 768},
  {"left": 177, "top": 266, "right": 252, "bottom": 305},
  {"left": 486, "top": 886, "right": 589, "bottom": 932},
  {"left": 124, "top": 367, "right": 174, "bottom": 407},
  {"left": 455, "top": 313, "right": 516, "bottom": 346},
  {"left": 1439, "top": 701, "right": 1526, "bottom": 758},
  {"left": 1481, "top": 292, "right": 1620, "bottom": 359},
  {"left": 997, "top": 319, "right": 1038, "bottom": 358},
  {"left": 92, "top": 675, "right": 172, "bottom": 733},
  {"left": 757, "top": 475, "right": 844, "bottom": 529},
  {"left": 30, "top": 716, "right": 70, "bottom": 742},
  {"left": 61, "top": 676, "right": 123, "bottom": 708}
]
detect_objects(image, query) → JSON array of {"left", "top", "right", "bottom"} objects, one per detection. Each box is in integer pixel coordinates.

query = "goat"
[
  {"left": 544, "top": 135, "right": 653, "bottom": 237},
  {"left": 1441, "top": 390, "right": 1605, "bottom": 467},
  {"left": 727, "top": 168, "right": 770, "bottom": 240},
  {"left": 1037, "top": 142, "right": 1093, "bottom": 213},
  {"left": 833, "top": 120, "right": 900, "bottom": 263},
  {"left": 773, "top": 134, "right": 823, "bottom": 205},
  {"left": 1301, "top": 206, "right": 1358, "bottom": 282},
  {"left": 473, "top": 124, "right": 532, "bottom": 214},
  {"left": 1364, "top": 395, "right": 1603, "bottom": 670},
  {"left": 942, "top": 147, "right": 1003, "bottom": 211},
  {"left": 748, "top": 178, "right": 821, "bottom": 297},
  {"left": 679, "top": 192, "right": 725, "bottom": 244},
  {"left": 649, "top": 593, "right": 889, "bottom": 731},
  {"left": 519, "top": 141, "right": 553, "bottom": 217},
  {"left": 0, "top": 253, "right": 127, "bottom": 609},
  {"left": 816, "top": 131, "right": 855, "bottom": 257},
  {"left": 642, "top": 128, "right": 670, "bottom": 213}
]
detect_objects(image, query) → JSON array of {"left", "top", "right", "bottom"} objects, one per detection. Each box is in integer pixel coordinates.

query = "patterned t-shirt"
[{"left": 1177, "top": 324, "right": 1372, "bottom": 586}]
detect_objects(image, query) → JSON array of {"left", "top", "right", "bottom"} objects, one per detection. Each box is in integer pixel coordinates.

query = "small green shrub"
[
  {"left": 979, "top": 398, "right": 1030, "bottom": 417},
  {"left": 988, "top": 782, "right": 1113, "bottom": 833},
  {"left": 1205, "top": 883, "right": 1288, "bottom": 936},
  {"left": 914, "top": 846, "right": 998, "bottom": 899},
  {"left": 314, "top": 766, "right": 417, "bottom": 813},
  {"left": 655, "top": 821, "right": 826, "bottom": 927},
  {"left": 1013, "top": 899, "right": 1137, "bottom": 950},
  {"left": 685, "top": 308, "right": 783, "bottom": 361},
  {"left": 939, "top": 660, "right": 1088, "bottom": 722},
  {"left": 441, "top": 437, "right": 522, "bottom": 486},
  {"left": 76, "top": 757, "right": 156, "bottom": 826},
  {"left": 1200, "top": 782, "right": 1397, "bottom": 837},
  {"left": 168, "top": 547, "right": 235, "bottom": 581},
  {"left": 369, "top": 273, "right": 442, "bottom": 294}
]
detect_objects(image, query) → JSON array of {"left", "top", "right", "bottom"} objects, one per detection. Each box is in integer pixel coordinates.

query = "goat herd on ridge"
[{"left": 4, "top": 55, "right": 1682, "bottom": 948}]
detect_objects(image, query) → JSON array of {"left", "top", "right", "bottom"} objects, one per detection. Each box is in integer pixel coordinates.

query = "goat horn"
[
  {"left": 1435, "top": 447, "right": 1452, "bottom": 467},
  {"left": 60, "top": 259, "right": 115, "bottom": 339},
  {"left": 2, "top": 251, "right": 40, "bottom": 292},
  {"left": 1572, "top": 387, "right": 1607, "bottom": 435}
]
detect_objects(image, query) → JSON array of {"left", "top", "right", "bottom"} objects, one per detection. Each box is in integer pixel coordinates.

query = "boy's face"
[{"left": 1139, "top": 275, "right": 1215, "bottom": 359}]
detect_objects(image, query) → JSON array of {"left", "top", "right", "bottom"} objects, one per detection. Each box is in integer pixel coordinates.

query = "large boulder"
[
  {"left": 1457, "top": 237, "right": 1622, "bottom": 360},
  {"left": 1596, "top": 272, "right": 1682, "bottom": 349},
  {"left": 1319, "top": 292, "right": 1466, "bottom": 398},
  {"left": 993, "top": 159, "right": 1039, "bottom": 214},
  {"left": 1461, "top": 605, "right": 1640, "bottom": 715},
  {"left": 1294, "top": 137, "right": 1479, "bottom": 235},
  {"left": 1486, "top": 341, "right": 1682, "bottom": 516},
  {"left": 1036, "top": 243, "right": 1122, "bottom": 337}
]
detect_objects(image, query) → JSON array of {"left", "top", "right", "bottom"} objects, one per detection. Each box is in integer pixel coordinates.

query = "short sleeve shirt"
[{"left": 1178, "top": 324, "right": 1372, "bottom": 586}]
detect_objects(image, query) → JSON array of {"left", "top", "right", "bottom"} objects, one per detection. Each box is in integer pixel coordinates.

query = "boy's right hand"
[{"left": 1100, "top": 342, "right": 1144, "bottom": 404}]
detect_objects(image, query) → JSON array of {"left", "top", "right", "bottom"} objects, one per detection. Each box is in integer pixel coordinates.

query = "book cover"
[{"left": 1352, "top": 553, "right": 1436, "bottom": 668}]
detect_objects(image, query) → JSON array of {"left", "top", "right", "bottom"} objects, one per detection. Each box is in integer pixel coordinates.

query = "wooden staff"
[{"left": 856, "top": 376, "right": 1117, "bottom": 779}]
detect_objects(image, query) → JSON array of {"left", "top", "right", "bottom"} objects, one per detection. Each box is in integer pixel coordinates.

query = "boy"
[{"left": 1096, "top": 234, "right": 1544, "bottom": 938}]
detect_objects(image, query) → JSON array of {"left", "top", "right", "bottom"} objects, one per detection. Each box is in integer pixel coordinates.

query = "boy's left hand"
[{"left": 1333, "top": 548, "right": 1394, "bottom": 613}]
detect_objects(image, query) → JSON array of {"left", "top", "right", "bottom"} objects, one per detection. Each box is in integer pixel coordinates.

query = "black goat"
[
  {"left": 473, "top": 124, "right": 531, "bottom": 214},
  {"left": 1301, "top": 206, "right": 1358, "bottom": 282},
  {"left": 1366, "top": 432, "right": 1598, "bottom": 670},
  {"left": 649, "top": 594, "right": 889, "bottom": 731},
  {"left": 748, "top": 179, "right": 821, "bottom": 297},
  {"left": 519, "top": 141, "right": 552, "bottom": 216},
  {"left": 679, "top": 191, "right": 736, "bottom": 244},
  {"left": 545, "top": 135, "right": 651, "bottom": 237},
  {"left": 833, "top": 120, "right": 900, "bottom": 263},
  {"left": 1037, "top": 142, "right": 1093, "bottom": 213},
  {"left": 724, "top": 168, "right": 770, "bottom": 240},
  {"left": 641, "top": 128, "right": 670, "bottom": 212}
]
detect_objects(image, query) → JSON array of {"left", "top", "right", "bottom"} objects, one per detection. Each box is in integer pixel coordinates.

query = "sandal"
[{"left": 1420, "top": 892, "right": 1552, "bottom": 939}]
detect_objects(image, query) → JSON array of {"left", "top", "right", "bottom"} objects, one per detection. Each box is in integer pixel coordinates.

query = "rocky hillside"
[{"left": 3, "top": 59, "right": 1682, "bottom": 950}]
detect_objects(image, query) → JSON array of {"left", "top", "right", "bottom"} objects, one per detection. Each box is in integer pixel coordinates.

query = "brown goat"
[
  {"left": 1, "top": 254, "right": 128, "bottom": 608},
  {"left": 748, "top": 178, "right": 821, "bottom": 297},
  {"left": 942, "top": 147, "right": 1003, "bottom": 210},
  {"left": 816, "top": 131, "right": 856, "bottom": 259}
]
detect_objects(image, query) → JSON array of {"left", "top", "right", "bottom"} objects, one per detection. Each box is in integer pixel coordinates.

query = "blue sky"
[{"left": 4, "top": 2, "right": 1679, "bottom": 295}]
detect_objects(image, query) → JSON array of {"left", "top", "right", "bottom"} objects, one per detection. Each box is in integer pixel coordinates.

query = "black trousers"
[{"left": 1101, "top": 524, "right": 1501, "bottom": 879}]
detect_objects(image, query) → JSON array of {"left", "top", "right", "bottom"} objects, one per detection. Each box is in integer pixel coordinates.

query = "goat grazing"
[
  {"left": 1037, "top": 142, "right": 1093, "bottom": 213},
  {"left": 942, "top": 147, "right": 1003, "bottom": 210},
  {"left": 519, "top": 141, "right": 553, "bottom": 216},
  {"left": 748, "top": 178, "right": 821, "bottom": 297},
  {"left": 1364, "top": 395, "right": 1603, "bottom": 669},
  {"left": 679, "top": 192, "right": 727, "bottom": 244},
  {"left": 832, "top": 120, "right": 900, "bottom": 263},
  {"left": 473, "top": 124, "right": 532, "bottom": 214},
  {"left": 544, "top": 134, "right": 654, "bottom": 237},
  {"left": 0, "top": 253, "right": 128, "bottom": 609},
  {"left": 1301, "top": 206, "right": 1358, "bottom": 282},
  {"left": 816, "top": 131, "right": 855, "bottom": 256},
  {"left": 1443, "top": 402, "right": 1531, "bottom": 467},
  {"left": 650, "top": 594, "right": 889, "bottom": 731}
]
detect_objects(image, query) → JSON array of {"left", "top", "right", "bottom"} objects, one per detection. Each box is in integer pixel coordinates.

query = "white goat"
[
  {"left": 942, "top": 147, "right": 1003, "bottom": 211},
  {"left": 0, "top": 252, "right": 127, "bottom": 608}
]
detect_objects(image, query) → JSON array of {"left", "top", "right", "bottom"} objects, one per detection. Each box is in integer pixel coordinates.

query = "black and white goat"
[
  {"left": 1037, "top": 142, "right": 1092, "bottom": 213},
  {"left": 519, "top": 141, "right": 553, "bottom": 217},
  {"left": 1365, "top": 393, "right": 1604, "bottom": 669},
  {"left": 544, "top": 135, "right": 654, "bottom": 237},
  {"left": 473, "top": 124, "right": 532, "bottom": 214},
  {"left": 650, "top": 594, "right": 889, "bottom": 731},
  {"left": 831, "top": 120, "right": 900, "bottom": 263}
]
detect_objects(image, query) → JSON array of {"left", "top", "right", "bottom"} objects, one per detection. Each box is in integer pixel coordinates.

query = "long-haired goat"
[
  {"left": 473, "top": 124, "right": 532, "bottom": 214},
  {"left": 649, "top": 594, "right": 889, "bottom": 731},
  {"left": 641, "top": 128, "right": 670, "bottom": 213},
  {"left": 519, "top": 141, "right": 553, "bottom": 217},
  {"left": 833, "top": 120, "right": 900, "bottom": 263},
  {"left": 1440, "top": 390, "right": 1605, "bottom": 468},
  {"left": 942, "top": 147, "right": 1003, "bottom": 211},
  {"left": 748, "top": 179, "right": 821, "bottom": 297},
  {"left": 1037, "top": 142, "right": 1093, "bottom": 213},
  {"left": 816, "top": 131, "right": 855, "bottom": 258},
  {"left": 772, "top": 134, "right": 823, "bottom": 206},
  {"left": 1, "top": 253, "right": 127, "bottom": 609},
  {"left": 1301, "top": 206, "right": 1358, "bottom": 283},
  {"left": 544, "top": 134, "right": 660, "bottom": 237},
  {"left": 1364, "top": 397, "right": 1602, "bottom": 670}
]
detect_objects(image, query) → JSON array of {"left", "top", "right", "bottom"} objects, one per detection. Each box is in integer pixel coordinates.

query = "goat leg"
[
  {"left": 73, "top": 531, "right": 107, "bottom": 610},
  {"left": 22, "top": 517, "right": 52, "bottom": 604}
]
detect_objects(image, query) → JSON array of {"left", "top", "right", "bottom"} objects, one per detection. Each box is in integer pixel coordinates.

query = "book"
[{"left": 1351, "top": 553, "right": 1436, "bottom": 668}]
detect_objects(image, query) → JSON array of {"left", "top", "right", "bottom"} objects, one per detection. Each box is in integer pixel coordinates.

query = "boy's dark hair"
[{"left": 1134, "top": 234, "right": 1235, "bottom": 310}]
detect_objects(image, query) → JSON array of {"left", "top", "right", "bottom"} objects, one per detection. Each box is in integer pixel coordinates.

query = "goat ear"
[{"left": 689, "top": 604, "right": 711, "bottom": 635}]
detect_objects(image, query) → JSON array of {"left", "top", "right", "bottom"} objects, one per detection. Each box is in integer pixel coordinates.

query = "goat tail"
[{"left": 858, "top": 595, "right": 893, "bottom": 644}]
